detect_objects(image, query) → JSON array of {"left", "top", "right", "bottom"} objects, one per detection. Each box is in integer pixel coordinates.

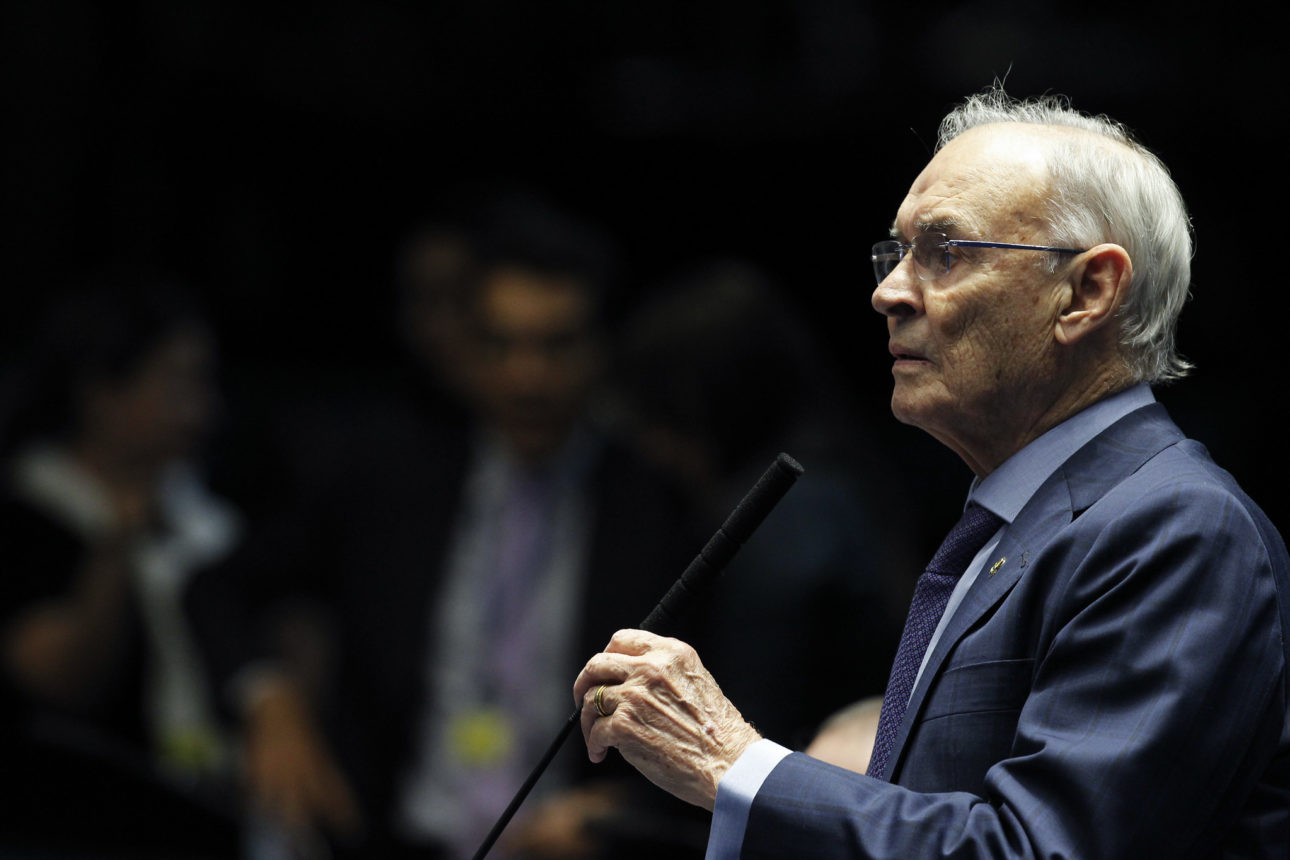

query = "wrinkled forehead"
[{"left": 894, "top": 124, "right": 1056, "bottom": 240}]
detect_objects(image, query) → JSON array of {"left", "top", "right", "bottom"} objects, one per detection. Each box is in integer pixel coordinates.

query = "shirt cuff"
[{"left": 705, "top": 739, "right": 793, "bottom": 860}]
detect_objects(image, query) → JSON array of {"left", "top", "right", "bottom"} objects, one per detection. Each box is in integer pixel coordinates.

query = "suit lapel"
[
  {"left": 881, "top": 490, "right": 1070, "bottom": 781},
  {"left": 882, "top": 402, "right": 1186, "bottom": 781}
]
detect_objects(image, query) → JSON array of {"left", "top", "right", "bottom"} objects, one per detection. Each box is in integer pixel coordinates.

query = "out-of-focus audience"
[
  {"left": 392, "top": 213, "right": 483, "bottom": 415},
  {"left": 802, "top": 695, "right": 883, "bottom": 774},
  {"left": 186, "top": 190, "right": 700, "bottom": 859},
  {"left": 0, "top": 281, "right": 242, "bottom": 856},
  {"left": 0, "top": 201, "right": 905, "bottom": 860},
  {"left": 613, "top": 260, "right": 904, "bottom": 746}
]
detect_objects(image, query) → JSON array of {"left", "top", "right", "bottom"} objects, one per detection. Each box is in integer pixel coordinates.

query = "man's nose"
[{"left": 871, "top": 261, "right": 923, "bottom": 319}]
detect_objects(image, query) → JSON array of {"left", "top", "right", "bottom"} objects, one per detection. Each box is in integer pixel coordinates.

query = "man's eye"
[{"left": 942, "top": 243, "right": 970, "bottom": 268}]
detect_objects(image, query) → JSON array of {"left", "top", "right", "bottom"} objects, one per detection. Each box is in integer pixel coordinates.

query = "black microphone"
[
  {"left": 639, "top": 451, "right": 805, "bottom": 635},
  {"left": 471, "top": 452, "right": 804, "bottom": 860}
]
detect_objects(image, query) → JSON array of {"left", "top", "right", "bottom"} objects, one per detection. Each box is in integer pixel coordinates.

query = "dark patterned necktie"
[{"left": 866, "top": 503, "right": 1005, "bottom": 779}]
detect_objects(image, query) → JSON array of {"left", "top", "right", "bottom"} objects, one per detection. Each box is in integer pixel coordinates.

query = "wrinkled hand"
[
  {"left": 572, "top": 629, "right": 760, "bottom": 811},
  {"left": 243, "top": 678, "right": 363, "bottom": 852}
]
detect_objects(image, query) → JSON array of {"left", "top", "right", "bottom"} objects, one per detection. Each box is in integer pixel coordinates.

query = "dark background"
[{"left": 2, "top": 1, "right": 1285, "bottom": 553}]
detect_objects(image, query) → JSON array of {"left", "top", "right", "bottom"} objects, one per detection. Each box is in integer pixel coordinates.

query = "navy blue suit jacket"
[{"left": 742, "top": 403, "right": 1290, "bottom": 858}]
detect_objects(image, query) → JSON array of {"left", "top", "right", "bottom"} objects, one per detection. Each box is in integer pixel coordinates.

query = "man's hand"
[
  {"left": 500, "top": 783, "right": 623, "bottom": 860},
  {"left": 572, "top": 629, "right": 761, "bottom": 811},
  {"left": 242, "top": 677, "right": 363, "bottom": 851}
]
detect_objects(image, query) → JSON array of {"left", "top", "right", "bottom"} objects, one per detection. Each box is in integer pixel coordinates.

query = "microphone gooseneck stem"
[{"left": 470, "top": 452, "right": 804, "bottom": 860}]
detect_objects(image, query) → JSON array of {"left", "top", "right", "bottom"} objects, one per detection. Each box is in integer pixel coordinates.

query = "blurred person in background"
[
  {"left": 392, "top": 211, "right": 482, "bottom": 420},
  {"left": 613, "top": 260, "right": 904, "bottom": 747},
  {"left": 187, "top": 190, "right": 698, "bottom": 859},
  {"left": 0, "top": 280, "right": 242, "bottom": 857},
  {"left": 800, "top": 695, "right": 884, "bottom": 774}
]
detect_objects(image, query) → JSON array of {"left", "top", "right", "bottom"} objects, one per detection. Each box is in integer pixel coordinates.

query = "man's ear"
[{"left": 1054, "top": 244, "right": 1132, "bottom": 346}]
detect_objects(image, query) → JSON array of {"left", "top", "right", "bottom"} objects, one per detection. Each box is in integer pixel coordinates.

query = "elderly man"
[{"left": 573, "top": 88, "right": 1290, "bottom": 858}]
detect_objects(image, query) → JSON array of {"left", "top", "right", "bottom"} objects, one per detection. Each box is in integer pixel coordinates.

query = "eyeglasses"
[{"left": 871, "top": 232, "right": 1086, "bottom": 285}]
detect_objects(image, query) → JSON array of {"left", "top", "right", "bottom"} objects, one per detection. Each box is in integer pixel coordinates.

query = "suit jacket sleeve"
[{"left": 739, "top": 447, "right": 1290, "bottom": 859}]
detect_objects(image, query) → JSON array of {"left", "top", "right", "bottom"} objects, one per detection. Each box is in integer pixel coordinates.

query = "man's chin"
[
  {"left": 889, "top": 393, "right": 925, "bottom": 428},
  {"left": 889, "top": 393, "right": 951, "bottom": 440}
]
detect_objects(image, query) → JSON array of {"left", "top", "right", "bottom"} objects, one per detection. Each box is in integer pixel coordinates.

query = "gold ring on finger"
[{"left": 594, "top": 684, "right": 610, "bottom": 717}]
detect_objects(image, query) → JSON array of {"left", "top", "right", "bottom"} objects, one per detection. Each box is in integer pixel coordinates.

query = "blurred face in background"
[
  {"left": 79, "top": 323, "right": 220, "bottom": 471},
  {"left": 397, "top": 227, "right": 478, "bottom": 396},
  {"left": 467, "top": 266, "right": 601, "bottom": 464}
]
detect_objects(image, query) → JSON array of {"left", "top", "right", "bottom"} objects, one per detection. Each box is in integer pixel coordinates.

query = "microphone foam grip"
[
  {"left": 639, "top": 452, "right": 803, "bottom": 635},
  {"left": 720, "top": 453, "right": 805, "bottom": 544}
]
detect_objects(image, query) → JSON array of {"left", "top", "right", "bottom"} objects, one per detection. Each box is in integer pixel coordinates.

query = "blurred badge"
[{"left": 448, "top": 706, "right": 515, "bottom": 767}]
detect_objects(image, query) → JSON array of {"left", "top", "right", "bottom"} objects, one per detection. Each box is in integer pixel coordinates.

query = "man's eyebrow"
[
  {"left": 889, "top": 216, "right": 967, "bottom": 241},
  {"left": 915, "top": 217, "right": 965, "bottom": 236}
]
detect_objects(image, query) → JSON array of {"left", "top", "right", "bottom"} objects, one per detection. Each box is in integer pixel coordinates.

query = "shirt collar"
[{"left": 970, "top": 383, "right": 1155, "bottom": 523}]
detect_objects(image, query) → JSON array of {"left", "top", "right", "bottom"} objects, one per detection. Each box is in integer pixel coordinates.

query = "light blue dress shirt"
[{"left": 705, "top": 384, "right": 1157, "bottom": 859}]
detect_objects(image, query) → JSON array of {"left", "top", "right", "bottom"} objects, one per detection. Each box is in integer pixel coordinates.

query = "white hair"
[{"left": 938, "top": 86, "right": 1194, "bottom": 383}]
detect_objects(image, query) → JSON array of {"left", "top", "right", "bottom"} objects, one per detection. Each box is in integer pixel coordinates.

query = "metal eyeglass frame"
[{"left": 872, "top": 232, "right": 1086, "bottom": 285}]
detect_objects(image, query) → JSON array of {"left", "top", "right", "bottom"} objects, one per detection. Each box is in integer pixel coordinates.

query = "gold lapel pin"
[{"left": 989, "top": 556, "right": 1007, "bottom": 576}]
